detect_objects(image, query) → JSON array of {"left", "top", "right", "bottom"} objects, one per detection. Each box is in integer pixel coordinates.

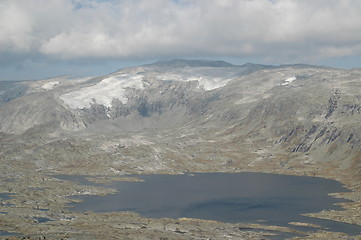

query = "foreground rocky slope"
[{"left": 0, "top": 60, "right": 361, "bottom": 239}]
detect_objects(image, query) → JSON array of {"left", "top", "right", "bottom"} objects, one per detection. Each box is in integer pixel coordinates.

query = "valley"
[{"left": 1, "top": 60, "right": 361, "bottom": 239}]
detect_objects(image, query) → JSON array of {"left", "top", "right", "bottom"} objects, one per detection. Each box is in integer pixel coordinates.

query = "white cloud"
[
  {"left": 1, "top": 0, "right": 361, "bottom": 64},
  {"left": 319, "top": 44, "right": 361, "bottom": 58},
  {"left": 0, "top": 1, "right": 33, "bottom": 51}
]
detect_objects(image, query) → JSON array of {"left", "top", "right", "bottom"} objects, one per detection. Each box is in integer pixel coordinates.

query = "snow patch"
[
  {"left": 109, "top": 167, "right": 123, "bottom": 174},
  {"left": 198, "top": 77, "right": 231, "bottom": 91},
  {"left": 281, "top": 76, "right": 296, "bottom": 86},
  {"left": 156, "top": 73, "right": 231, "bottom": 91},
  {"left": 41, "top": 81, "right": 59, "bottom": 90},
  {"left": 60, "top": 74, "right": 144, "bottom": 109}
]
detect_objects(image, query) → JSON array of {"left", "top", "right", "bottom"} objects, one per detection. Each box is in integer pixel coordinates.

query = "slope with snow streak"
[
  {"left": 155, "top": 73, "right": 232, "bottom": 91},
  {"left": 41, "top": 81, "right": 59, "bottom": 90},
  {"left": 281, "top": 76, "right": 296, "bottom": 86},
  {"left": 60, "top": 74, "right": 145, "bottom": 109},
  {"left": 60, "top": 71, "right": 234, "bottom": 110}
]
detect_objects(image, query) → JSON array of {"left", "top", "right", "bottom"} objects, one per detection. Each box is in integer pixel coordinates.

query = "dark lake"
[
  {"left": 58, "top": 172, "right": 361, "bottom": 237},
  {"left": 0, "top": 193, "right": 10, "bottom": 201},
  {"left": 0, "top": 193, "right": 18, "bottom": 236}
]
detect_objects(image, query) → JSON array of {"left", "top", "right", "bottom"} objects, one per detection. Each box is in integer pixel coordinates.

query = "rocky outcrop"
[
  {"left": 1, "top": 60, "right": 361, "bottom": 239},
  {"left": 0, "top": 92, "right": 86, "bottom": 134}
]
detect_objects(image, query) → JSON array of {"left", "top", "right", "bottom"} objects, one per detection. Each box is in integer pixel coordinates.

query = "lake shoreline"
[{"left": 1, "top": 167, "right": 361, "bottom": 240}]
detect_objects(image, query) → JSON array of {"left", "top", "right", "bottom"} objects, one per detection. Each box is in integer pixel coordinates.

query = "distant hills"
[{"left": 0, "top": 60, "right": 360, "bottom": 188}]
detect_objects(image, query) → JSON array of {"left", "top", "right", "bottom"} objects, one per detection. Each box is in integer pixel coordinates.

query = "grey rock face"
[
  {"left": 0, "top": 60, "right": 360, "bottom": 174},
  {"left": 0, "top": 92, "right": 85, "bottom": 134},
  {"left": 1, "top": 60, "right": 361, "bottom": 239}
]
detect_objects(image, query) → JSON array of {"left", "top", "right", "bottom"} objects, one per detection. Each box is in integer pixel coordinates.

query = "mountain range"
[{"left": 0, "top": 59, "right": 361, "bottom": 239}]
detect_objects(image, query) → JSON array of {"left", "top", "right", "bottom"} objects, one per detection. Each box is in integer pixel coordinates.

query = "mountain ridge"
[
  {"left": 1, "top": 59, "right": 361, "bottom": 239},
  {"left": 0, "top": 60, "right": 360, "bottom": 175}
]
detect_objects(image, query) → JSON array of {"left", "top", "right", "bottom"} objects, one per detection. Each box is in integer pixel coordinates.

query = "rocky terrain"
[{"left": 1, "top": 59, "right": 361, "bottom": 239}]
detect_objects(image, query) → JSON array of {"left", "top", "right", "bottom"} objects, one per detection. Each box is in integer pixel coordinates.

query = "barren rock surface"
[{"left": 1, "top": 60, "right": 361, "bottom": 239}]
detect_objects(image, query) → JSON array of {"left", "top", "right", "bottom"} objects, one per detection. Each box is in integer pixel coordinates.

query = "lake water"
[
  {"left": 0, "top": 193, "right": 18, "bottom": 236},
  {"left": 0, "top": 193, "right": 10, "bottom": 201},
  {"left": 58, "top": 172, "right": 361, "bottom": 237}
]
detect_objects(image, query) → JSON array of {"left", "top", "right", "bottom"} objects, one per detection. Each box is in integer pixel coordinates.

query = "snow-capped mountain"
[
  {"left": 0, "top": 60, "right": 360, "bottom": 185},
  {"left": 0, "top": 60, "right": 267, "bottom": 134}
]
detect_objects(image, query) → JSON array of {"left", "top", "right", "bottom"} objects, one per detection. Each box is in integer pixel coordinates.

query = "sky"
[{"left": 1, "top": 0, "right": 361, "bottom": 81}]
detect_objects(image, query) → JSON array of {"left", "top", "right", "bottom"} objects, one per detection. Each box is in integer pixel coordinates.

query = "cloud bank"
[{"left": 1, "top": 0, "right": 361, "bottom": 78}]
